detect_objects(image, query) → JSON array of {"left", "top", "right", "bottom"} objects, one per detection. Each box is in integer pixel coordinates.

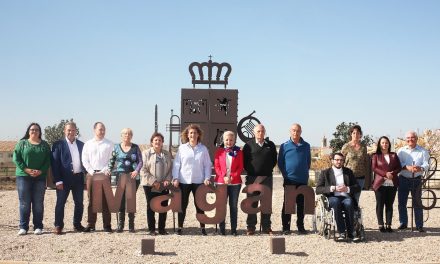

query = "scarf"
[{"left": 224, "top": 145, "right": 240, "bottom": 157}]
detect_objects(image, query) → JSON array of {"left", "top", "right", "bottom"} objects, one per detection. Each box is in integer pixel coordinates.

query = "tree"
[
  {"left": 44, "top": 118, "right": 80, "bottom": 146},
  {"left": 311, "top": 154, "right": 332, "bottom": 170},
  {"left": 329, "top": 122, "right": 374, "bottom": 153}
]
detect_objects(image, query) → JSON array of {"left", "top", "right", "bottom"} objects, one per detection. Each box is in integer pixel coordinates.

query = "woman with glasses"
[{"left": 13, "top": 123, "right": 51, "bottom": 235}]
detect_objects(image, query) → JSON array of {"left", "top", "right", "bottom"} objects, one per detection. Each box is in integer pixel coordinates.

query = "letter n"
[{"left": 283, "top": 185, "right": 315, "bottom": 215}]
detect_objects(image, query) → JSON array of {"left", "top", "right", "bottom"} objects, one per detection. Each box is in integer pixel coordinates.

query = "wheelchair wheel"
[
  {"left": 357, "top": 224, "right": 366, "bottom": 242},
  {"left": 324, "top": 224, "right": 331, "bottom": 239},
  {"left": 315, "top": 201, "right": 325, "bottom": 235}
]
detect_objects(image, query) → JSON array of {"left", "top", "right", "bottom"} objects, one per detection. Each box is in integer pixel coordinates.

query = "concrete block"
[
  {"left": 141, "top": 238, "right": 155, "bottom": 255},
  {"left": 270, "top": 237, "right": 285, "bottom": 254}
]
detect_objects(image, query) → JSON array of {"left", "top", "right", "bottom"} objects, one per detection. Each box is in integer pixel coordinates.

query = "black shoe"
[
  {"left": 379, "top": 225, "right": 386, "bottom": 233},
  {"left": 74, "top": 225, "right": 86, "bottom": 232},
  {"left": 103, "top": 227, "right": 113, "bottom": 233},
  {"left": 116, "top": 226, "right": 123, "bottom": 233},
  {"left": 220, "top": 229, "right": 226, "bottom": 236},
  {"left": 398, "top": 224, "right": 407, "bottom": 230},
  {"left": 352, "top": 236, "right": 361, "bottom": 243},
  {"left": 201, "top": 228, "right": 207, "bottom": 236},
  {"left": 262, "top": 228, "right": 273, "bottom": 235},
  {"left": 231, "top": 229, "right": 237, "bottom": 236},
  {"left": 149, "top": 230, "right": 157, "bottom": 236},
  {"left": 336, "top": 233, "right": 346, "bottom": 242},
  {"left": 298, "top": 227, "right": 308, "bottom": 235},
  {"left": 83, "top": 226, "right": 95, "bottom": 233},
  {"left": 246, "top": 228, "right": 255, "bottom": 236},
  {"left": 416, "top": 227, "right": 425, "bottom": 232},
  {"left": 177, "top": 228, "right": 182, "bottom": 235},
  {"left": 128, "top": 223, "right": 135, "bottom": 233},
  {"left": 282, "top": 230, "right": 291, "bottom": 235},
  {"left": 386, "top": 225, "right": 393, "bottom": 233},
  {"left": 158, "top": 229, "right": 168, "bottom": 235}
]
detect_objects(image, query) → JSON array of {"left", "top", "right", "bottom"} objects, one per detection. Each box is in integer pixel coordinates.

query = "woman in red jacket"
[
  {"left": 371, "top": 136, "right": 401, "bottom": 232},
  {"left": 214, "top": 131, "right": 243, "bottom": 236}
]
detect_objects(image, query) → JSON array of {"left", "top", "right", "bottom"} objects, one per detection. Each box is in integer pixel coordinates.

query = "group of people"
[
  {"left": 13, "top": 121, "right": 429, "bottom": 240},
  {"left": 316, "top": 125, "right": 429, "bottom": 242}
]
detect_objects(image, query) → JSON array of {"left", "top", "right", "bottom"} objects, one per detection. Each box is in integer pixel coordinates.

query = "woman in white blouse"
[{"left": 172, "top": 124, "right": 212, "bottom": 235}]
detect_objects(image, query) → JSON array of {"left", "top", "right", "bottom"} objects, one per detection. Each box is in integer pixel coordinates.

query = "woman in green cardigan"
[{"left": 13, "top": 122, "right": 51, "bottom": 235}]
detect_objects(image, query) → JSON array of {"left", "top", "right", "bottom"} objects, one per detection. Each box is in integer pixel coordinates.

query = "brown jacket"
[{"left": 371, "top": 152, "right": 401, "bottom": 191}]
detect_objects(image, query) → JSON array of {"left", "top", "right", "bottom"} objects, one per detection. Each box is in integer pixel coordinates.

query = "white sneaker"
[
  {"left": 34, "top": 228, "right": 43, "bottom": 235},
  {"left": 17, "top": 229, "right": 27, "bottom": 235}
]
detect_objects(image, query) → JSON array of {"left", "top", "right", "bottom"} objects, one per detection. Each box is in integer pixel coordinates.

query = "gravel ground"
[{"left": 1, "top": 176, "right": 439, "bottom": 264}]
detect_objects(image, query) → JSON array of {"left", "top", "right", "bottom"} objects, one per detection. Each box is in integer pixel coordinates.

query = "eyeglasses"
[
  {"left": 30, "top": 129, "right": 40, "bottom": 132},
  {"left": 333, "top": 159, "right": 344, "bottom": 161}
]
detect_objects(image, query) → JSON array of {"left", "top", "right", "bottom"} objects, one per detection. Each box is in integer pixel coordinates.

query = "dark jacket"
[
  {"left": 243, "top": 139, "right": 277, "bottom": 178},
  {"left": 51, "top": 139, "right": 85, "bottom": 187},
  {"left": 316, "top": 167, "right": 360, "bottom": 198}
]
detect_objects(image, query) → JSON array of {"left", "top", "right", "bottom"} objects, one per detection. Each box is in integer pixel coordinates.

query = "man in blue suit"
[{"left": 51, "top": 122, "right": 86, "bottom": 234}]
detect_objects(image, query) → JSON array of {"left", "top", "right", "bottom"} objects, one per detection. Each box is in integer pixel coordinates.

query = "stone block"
[
  {"left": 270, "top": 237, "right": 285, "bottom": 254},
  {"left": 141, "top": 238, "right": 155, "bottom": 255}
]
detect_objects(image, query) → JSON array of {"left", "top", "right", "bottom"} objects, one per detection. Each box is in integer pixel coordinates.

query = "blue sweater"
[{"left": 278, "top": 138, "right": 311, "bottom": 185}]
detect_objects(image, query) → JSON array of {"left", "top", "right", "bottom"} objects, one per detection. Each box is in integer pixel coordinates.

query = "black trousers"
[
  {"left": 245, "top": 176, "right": 272, "bottom": 231},
  {"left": 281, "top": 183, "right": 305, "bottom": 231},
  {"left": 375, "top": 185, "right": 397, "bottom": 226},
  {"left": 143, "top": 186, "right": 169, "bottom": 231},
  {"left": 178, "top": 183, "right": 205, "bottom": 228}
]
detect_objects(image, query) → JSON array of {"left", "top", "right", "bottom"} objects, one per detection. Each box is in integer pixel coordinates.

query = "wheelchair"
[{"left": 314, "top": 195, "right": 366, "bottom": 242}]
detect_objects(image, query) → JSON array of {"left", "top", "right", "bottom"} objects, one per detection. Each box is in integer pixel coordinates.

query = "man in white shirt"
[
  {"left": 82, "top": 122, "right": 114, "bottom": 233},
  {"left": 316, "top": 152, "right": 361, "bottom": 242},
  {"left": 397, "top": 131, "right": 429, "bottom": 232}
]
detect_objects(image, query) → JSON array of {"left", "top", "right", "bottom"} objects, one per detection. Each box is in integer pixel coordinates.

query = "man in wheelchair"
[{"left": 316, "top": 152, "right": 361, "bottom": 242}]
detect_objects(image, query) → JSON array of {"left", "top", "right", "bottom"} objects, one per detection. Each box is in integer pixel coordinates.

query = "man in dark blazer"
[
  {"left": 51, "top": 122, "right": 86, "bottom": 234},
  {"left": 316, "top": 152, "right": 361, "bottom": 242}
]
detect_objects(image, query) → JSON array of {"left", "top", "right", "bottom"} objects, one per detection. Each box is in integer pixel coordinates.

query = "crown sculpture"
[{"left": 189, "top": 56, "right": 232, "bottom": 88}]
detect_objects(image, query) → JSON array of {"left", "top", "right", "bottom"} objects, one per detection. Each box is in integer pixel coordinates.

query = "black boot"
[
  {"left": 128, "top": 213, "right": 135, "bottom": 233},
  {"left": 117, "top": 213, "right": 125, "bottom": 233}
]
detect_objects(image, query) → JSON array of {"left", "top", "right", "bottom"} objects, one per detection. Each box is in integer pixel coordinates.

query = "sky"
[{"left": 1, "top": 1, "right": 439, "bottom": 147}]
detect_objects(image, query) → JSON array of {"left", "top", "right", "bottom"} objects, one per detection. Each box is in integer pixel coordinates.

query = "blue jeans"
[
  {"left": 54, "top": 179, "right": 84, "bottom": 228},
  {"left": 16, "top": 176, "right": 46, "bottom": 230},
  {"left": 398, "top": 176, "right": 423, "bottom": 228},
  {"left": 219, "top": 184, "right": 242, "bottom": 231},
  {"left": 354, "top": 178, "right": 365, "bottom": 204},
  {"left": 328, "top": 196, "right": 355, "bottom": 234}
]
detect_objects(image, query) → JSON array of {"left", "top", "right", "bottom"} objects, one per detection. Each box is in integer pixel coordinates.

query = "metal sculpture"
[
  {"left": 166, "top": 109, "right": 181, "bottom": 154},
  {"left": 181, "top": 57, "right": 237, "bottom": 159},
  {"left": 237, "top": 110, "right": 261, "bottom": 143},
  {"left": 407, "top": 156, "right": 440, "bottom": 226},
  {"left": 189, "top": 55, "right": 232, "bottom": 88},
  {"left": 421, "top": 157, "right": 440, "bottom": 214}
]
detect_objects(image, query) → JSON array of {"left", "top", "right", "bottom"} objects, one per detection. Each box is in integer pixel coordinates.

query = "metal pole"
[
  {"left": 155, "top": 104, "right": 158, "bottom": 133},
  {"left": 411, "top": 161, "right": 415, "bottom": 232}
]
